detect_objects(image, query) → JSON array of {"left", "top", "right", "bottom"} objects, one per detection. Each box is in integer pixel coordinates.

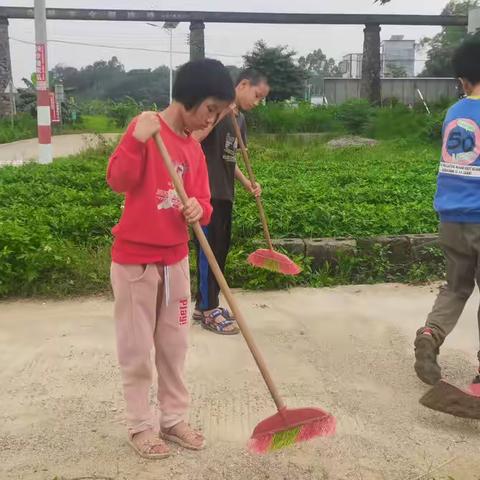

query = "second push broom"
[{"left": 230, "top": 112, "right": 302, "bottom": 276}]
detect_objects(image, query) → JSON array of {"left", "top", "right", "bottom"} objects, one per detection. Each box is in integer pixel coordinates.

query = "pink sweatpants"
[{"left": 110, "top": 257, "right": 191, "bottom": 435}]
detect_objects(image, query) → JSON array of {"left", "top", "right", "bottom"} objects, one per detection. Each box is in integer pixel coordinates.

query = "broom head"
[
  {"left": 248, "top": 249, "right": 302, "bottom": 276},
  {"left": 420, "top": 379, "right": 480, "bottom": 419},
  {"left": 247, "top": 406, "right": 336, "bottom": 454}
]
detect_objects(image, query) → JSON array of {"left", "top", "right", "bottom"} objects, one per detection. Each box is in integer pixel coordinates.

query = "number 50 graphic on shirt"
[{"left": 442, "top": 118, "right": 480, "bottom": 165}]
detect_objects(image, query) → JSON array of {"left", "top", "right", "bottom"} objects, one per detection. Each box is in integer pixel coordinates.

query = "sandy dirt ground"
[
  {"left": 0, "top": 134, "right": 119, "bottom": 166},
  {"left": 2, "top": 284, "right": 480, "bottom": 480}
]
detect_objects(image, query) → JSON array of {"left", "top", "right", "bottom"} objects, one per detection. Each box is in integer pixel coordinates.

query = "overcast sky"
[{"left": 2, "top": 0, "right": 447, "bottom": 84}]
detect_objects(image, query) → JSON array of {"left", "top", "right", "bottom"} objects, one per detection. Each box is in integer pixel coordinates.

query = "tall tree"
[
  {"left": 47, "top": 56, "right": 171, "bottom": 106},
  {"left": 298, "top": 49, "right": 341, "bottom": 77},
  {"left": 17, "top": 78, "right": 37, "bottom": 116},
  {"left": 419, "top": 1, "right": 479, "bottom": 77},
  {"left": 298, "top": 49, "right": 341, "bottom": 95},
  {"left": 243, "top": 40, "right": 307, "bottom": 101},
  {"left": 376, "top": 0, "right": 479, "bottom": 76}
]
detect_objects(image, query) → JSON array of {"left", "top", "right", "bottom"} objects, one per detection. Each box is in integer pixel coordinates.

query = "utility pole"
[
  {"left": 189, "top": 21, "right": 205, "bottom": 61},
  {"left": 7, "top": 77, "right": 16, "bottom": 127},
  {"left": 164, "top": 22, "right": 179, "bottom": 104},
  {"left": 34, "top": 0, "right": 52, "bottom": 164},
  {"left": 147, "top": 21, "right": 178, "bottom": 104}
]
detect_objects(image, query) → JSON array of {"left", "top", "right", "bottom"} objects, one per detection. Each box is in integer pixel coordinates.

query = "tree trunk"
[{"left": 361, "top": 23, "right": 382, "bottom": 105}]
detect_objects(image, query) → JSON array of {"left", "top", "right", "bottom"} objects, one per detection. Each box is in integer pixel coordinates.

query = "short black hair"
[
  {"left": 173, "top": 58, "right": 235, "bottom": 110},
  {"left": 236, "top": 68, "right": 269, "bottom": 87},
  {"left": 452, "top": 37, "right": 480, "bottom": 85}
]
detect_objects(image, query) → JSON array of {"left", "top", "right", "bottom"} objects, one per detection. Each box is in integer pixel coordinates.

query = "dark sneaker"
[{"left": 414, "top": 331, "right": 441, "bottom": 385}]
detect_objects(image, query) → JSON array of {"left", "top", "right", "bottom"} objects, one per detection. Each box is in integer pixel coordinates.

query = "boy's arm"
[
  {"left": 235, "top": 164, "right": 262, "bottom": 197},
  {"left": 235, "top": 164, "right": 251, "bottom": 189},
  {"left": 234, "top": 117, "right": 261, "bottom": 197},
  {"left": 106, "top": 112, "right": 160, "bottom": 193}
]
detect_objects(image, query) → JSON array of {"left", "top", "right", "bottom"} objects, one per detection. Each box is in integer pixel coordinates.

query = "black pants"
[{"left": 195, "top": 199, "right": 233, "bottom": 311}]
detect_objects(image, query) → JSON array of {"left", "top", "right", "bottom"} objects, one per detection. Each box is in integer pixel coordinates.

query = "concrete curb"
[{"left": 264, "top": 234, "right": 439, "bottom": 269}]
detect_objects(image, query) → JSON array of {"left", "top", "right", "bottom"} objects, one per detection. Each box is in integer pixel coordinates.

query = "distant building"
[
  {"left": 340, "top": 34, "right": 416, "bottom": 80},
  {"left": 340, "top": 53, "right": 363, "bottom": 79},
  {"left": 381, "top": 35, "right": 415, "bottom": 78}
]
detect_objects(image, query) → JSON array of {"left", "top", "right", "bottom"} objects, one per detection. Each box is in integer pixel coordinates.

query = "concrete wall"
[{"left": 325, "top": 77, "right": 458, "bottom": 105}]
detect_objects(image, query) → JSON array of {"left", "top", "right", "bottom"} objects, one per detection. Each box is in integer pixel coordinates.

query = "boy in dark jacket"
[{"left": 192, "top": 69, "right": 270, "bottom": 334}]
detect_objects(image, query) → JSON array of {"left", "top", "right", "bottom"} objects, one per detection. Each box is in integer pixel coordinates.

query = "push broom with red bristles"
[
  {"left": 230, "top": 113, "right": 302, "bottom": 276},
  {"left": 154, "top": 133, "right": 336, "bottom": 454}
]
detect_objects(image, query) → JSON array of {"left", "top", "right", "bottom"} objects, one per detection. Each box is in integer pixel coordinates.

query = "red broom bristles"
[
  {"left": 248, "top": 414, "right": 336, "bottom": 454},
  {"left": 248, "top": 249, "right": 302, "bottom": 276}
]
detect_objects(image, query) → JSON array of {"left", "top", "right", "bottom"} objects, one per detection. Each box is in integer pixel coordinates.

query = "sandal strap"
[
  {"left": 207, "top": 308, "right": 224, "bottom": 320},
  {"left": 132, "top": 434, "right": 168, "bottom": 454},
  {"left": 205, "top": 309, "right": 233, "bottom": 324},
  {"left": 199, "top": 308, "right": 233, "bottom": 321},
  {"left": 164, "top": 422, "right": 203, "bottom": 443},
  {"left": 220, "top": 308, "right": 234, "bottom": 319},
  {"left": 142, "top": 440, "right": 164, "bottom": 454},
  {"left": 215, "top": 319, "right": 234, "bottom": 331},
  {"left": 200, "top": 308, "right": 237, "bottom": 332}
]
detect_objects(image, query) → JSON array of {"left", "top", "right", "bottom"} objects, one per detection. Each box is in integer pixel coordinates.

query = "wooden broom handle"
[
  {"left": 154, "top": 133, "right": 285, "bottom": 412},
  {"left": 230, "top": 112, "right": 274, "bottom": 251}
]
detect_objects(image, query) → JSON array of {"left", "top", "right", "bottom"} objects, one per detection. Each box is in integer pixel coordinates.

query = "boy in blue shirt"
[{"left": 415, "top": 38, "right": 480, "bottom": 386}]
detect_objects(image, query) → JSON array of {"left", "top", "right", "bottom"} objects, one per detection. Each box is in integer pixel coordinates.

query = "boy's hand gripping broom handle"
[
  {"left": 230, "top": 112, "right": 274, "bottom": 251},
  {"left": 154, "top": 133, "right": 286, "bottom": 412}
]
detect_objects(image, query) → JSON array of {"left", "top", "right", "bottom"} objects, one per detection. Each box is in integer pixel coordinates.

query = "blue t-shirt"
[{"left": 434, "top": 97, "right": 480, "bottom": 223}]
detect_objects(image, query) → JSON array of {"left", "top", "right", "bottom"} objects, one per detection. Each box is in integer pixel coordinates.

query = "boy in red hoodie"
[{"left": 107, "top": 59, "right": 235, "bottom": 459}]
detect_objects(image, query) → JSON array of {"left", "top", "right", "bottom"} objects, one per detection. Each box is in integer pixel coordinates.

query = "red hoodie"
[{"left": 107, "top": 115, "right": 212, "bottom": 265}]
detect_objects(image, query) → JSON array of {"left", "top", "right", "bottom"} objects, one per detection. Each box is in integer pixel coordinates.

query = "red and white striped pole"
[{"left": 34, "top": 0, "right": 52, "bottom": 164}]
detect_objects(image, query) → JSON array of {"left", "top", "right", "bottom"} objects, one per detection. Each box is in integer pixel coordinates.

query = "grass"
[
  {"left": 246, "top": 101, "right": 446, "bottom": 143},
  {"left": 78, "top": 115, "right": 122, "bottom": 134},
  {"left": 234, "top": 136, "right": 439, "bottom": 240},
  {"left": 0, "top": 135, "right": 444, "bottom": 299},
  {"left": 0, "top": 114, "right": 37, "bottom": 144},
  {"left": 1, "top": 100, "right": 447, "bottom": 145},
  {"left": 0, "top": 114, "right": 121, "bottom": 145}
]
